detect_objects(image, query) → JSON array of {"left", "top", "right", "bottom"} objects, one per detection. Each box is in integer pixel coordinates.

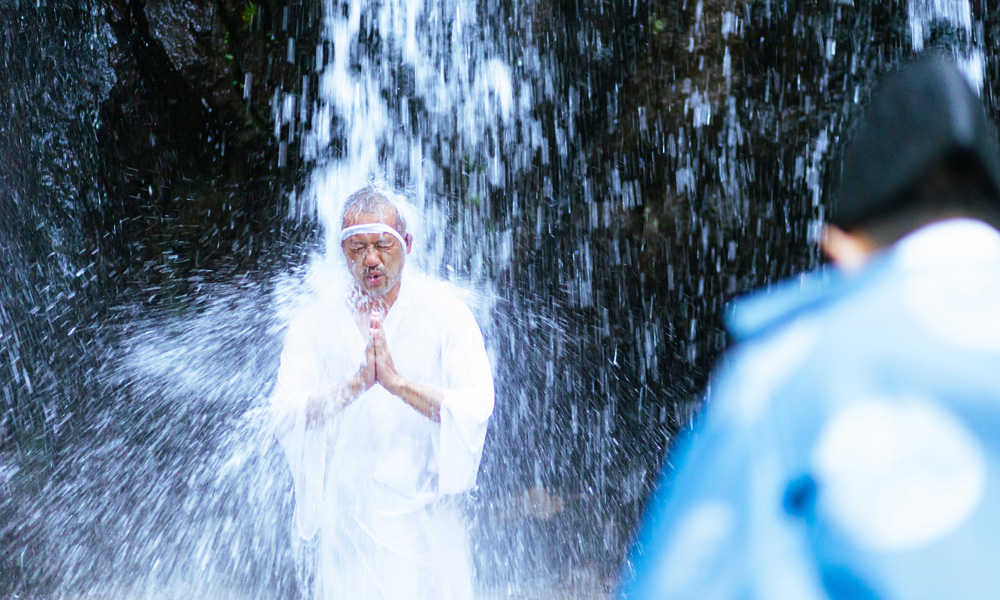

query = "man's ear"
[
  {"left": 404, "top": 233, "right": 413, "bottom": 253},
  {"left": 821, "top": 224, "right": 877, "bottom": 272}
]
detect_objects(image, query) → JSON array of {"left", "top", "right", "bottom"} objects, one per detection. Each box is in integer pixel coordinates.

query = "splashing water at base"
[{"left": 10, "top": 2, "right": 1000, "bottom": 599}]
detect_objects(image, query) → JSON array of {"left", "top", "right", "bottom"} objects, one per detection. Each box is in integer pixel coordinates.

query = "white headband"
[{"left": 340, "top": 223, "right": 407, "bottom": 249}]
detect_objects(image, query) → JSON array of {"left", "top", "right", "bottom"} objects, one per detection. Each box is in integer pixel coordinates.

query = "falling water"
[{"left": 4, "top": 1, "right": 1000, "bottom": 598}]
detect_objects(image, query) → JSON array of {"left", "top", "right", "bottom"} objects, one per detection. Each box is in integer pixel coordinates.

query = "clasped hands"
[
  {"left": 354, "top": 310, "right": 401, "bottom": 397},
  {"left": 306, "top": 311, "right": 401, "bottom": 426}
]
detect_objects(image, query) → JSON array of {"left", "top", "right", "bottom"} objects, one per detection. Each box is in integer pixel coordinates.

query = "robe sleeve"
[
  {"left": 436, "top": 302, "right": 496, "bottom": 496},
  {"left": 270, "top": 318, "right": 328, "bottom": 541}
]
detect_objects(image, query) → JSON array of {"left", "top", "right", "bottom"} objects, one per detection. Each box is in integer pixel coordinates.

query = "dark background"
[{"left": 1, "top": 0, "right": 993, "bottom": 596}]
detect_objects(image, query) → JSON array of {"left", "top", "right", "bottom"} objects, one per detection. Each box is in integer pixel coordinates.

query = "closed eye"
[{"left": 347, "top": 239, "right": 396, "bottom": 254}]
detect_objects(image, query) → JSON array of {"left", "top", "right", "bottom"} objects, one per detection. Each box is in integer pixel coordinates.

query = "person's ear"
[
  {"left": 821, "top": 224, "right": 877, "bottom": 272},
  {"left": 404, "top": 233, "right": 413, "bottom": 254}
]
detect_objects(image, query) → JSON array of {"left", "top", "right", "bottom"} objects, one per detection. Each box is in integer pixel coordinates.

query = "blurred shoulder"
[
  {"left": 403, "top": 273, "right": 481, "bottom": 323},
  {"left": 712, "top": 313, "right": 826, "bottom": 427},
  {"left": 280, "top": 289, "right": 351, "bottom": 349}
]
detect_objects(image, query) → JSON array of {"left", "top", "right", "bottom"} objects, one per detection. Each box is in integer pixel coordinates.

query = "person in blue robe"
[{"left": 624, "top": 53, "right": 1000, "bottom": 600}]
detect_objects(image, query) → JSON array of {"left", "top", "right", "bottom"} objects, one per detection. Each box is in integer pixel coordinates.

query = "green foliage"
[{"left": 242, "top": 2, "right": 259, "bottom": 31}]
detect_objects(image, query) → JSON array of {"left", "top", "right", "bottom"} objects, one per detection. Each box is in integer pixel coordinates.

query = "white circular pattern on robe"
[
  {"left": 725, "top": 319, "right": 821, "bottom": 425},
  {"left": 904, "top": 269, "right": 1000, "bottom": 350},
  {"left": 812, "top": 397, "right": 985, "bottom": 552},
  {"left": 655, "top": 501, "right": 735, "bottom": 594}
]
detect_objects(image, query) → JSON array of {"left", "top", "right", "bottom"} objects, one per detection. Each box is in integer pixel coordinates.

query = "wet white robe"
[{"left": 270, "top": 274, "right": 495, "bottom": 600}]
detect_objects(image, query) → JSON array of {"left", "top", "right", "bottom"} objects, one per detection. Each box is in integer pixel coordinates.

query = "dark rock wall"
[
  {"left": 3, "top": 0, "right": 1000, "bottom": 592},
  {"left": 1, "top": 1, "right": 315, "bottom": 591},
  {"left": 0, "top": 0, "right": 319, "bottom": 436},
  {"left": 478, "top": 0, "right": 996, "bottom": 577}
]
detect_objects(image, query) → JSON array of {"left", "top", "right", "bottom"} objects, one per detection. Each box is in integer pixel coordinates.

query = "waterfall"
[{"left": 4, "top": 1, "right": 1000, "bottom": 598}]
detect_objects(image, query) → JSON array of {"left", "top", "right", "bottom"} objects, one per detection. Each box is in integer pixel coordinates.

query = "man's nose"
[{"left": 364, "top": 247, "right": 382, "bottom": 266}]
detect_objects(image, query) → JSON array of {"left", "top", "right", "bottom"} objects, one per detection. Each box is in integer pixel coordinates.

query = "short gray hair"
[{"left": 340, "top": 185, "right": 408, "bottom": 234}]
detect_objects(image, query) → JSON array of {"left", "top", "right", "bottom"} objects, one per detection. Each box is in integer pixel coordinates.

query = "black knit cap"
[{"left": 832, "top": 53, "right": 1000, "bottom": 229}]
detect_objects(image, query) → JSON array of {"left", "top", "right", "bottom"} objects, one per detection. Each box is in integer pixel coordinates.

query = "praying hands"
[{"left": 306, "top": 310, "right": 443, "bottom": 428}]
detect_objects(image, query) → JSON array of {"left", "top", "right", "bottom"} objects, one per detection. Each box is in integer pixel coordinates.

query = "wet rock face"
[
  {"left": 2, "top": 3, "right": 318, "bottom": 589},
  {"left": 144, "top": 1, "right": 215, "bottom": 71},
  {"left": 137, "top": 0, "right": 307, "bottom": 148},
  {"left": 0, "top": 0, "right": 309, "bottom": 519},
  {"left": 92, "top": 0, "right": 318, "bottom": 290},
  {"left": 6, "top": 0, "right": 1000, "bottom": 594}
]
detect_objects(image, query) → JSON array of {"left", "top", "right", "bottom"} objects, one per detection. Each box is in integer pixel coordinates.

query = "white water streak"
[{"left": 908, "top": 0, "right": 983, "bottom": 91}]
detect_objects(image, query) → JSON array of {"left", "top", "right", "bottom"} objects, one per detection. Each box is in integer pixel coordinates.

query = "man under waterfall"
[
  {"left": 270, "top": 185, "right": 495, "bottom": 600},
  {"left": 625, "top": 54, "right": 1000, "bottom": 599}
]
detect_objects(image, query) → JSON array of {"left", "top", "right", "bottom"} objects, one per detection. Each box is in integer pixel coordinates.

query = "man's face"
[{"left": 341, "top": 205, "right": 410, "bottom": 300}]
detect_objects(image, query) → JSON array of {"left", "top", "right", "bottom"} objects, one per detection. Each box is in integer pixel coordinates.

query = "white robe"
[{"left": 270, "top": 273, "right": 495, "bottom": 600}]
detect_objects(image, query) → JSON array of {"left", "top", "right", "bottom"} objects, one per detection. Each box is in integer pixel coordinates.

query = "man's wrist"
[
  {"left": 383, "top": 372, "right": 406, "bottom": 397},
  {"left": 344, "top": 376, "right": 364, "bottom": 403}
]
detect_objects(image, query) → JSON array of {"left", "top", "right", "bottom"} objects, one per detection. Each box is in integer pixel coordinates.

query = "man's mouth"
[{"left": 365, "top": 270, "right": 385, "bottom": 286}]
